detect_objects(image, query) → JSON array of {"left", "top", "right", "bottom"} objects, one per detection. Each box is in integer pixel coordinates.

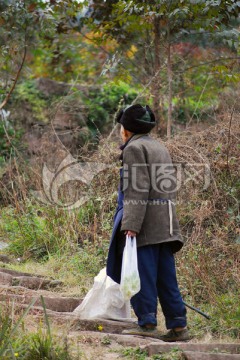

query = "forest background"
[{"left": 0, "top": 0, "right": 239, "bottom": 357}]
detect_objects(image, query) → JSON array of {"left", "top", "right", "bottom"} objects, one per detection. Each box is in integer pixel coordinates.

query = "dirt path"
[{"left": 0, "top": 267, "right": 239, "bottom": 359}]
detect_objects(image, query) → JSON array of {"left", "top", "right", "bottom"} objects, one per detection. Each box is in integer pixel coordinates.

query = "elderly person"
[{"left": 106, "top": 104, "right": 189, "bottom": 342}]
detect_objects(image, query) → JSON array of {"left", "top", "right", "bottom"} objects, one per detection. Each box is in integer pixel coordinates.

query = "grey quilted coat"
[{"left": 120, "top": 133, "right": 183, "bottom": 252}]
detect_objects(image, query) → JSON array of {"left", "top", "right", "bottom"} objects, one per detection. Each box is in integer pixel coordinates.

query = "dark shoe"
[
  {"left": 122, "top": 325, "right": 161, "bottom": 338},
  {"left": 158, "top": 328, "right": 191, "bottom": 342}
]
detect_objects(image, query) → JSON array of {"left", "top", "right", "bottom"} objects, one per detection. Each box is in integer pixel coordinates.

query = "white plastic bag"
[
  {"left": 73, "top": 267, "right": 132, "bottom": 320},
  {"left": 120, "top": 235, "right": 141, "bottom": 300}
]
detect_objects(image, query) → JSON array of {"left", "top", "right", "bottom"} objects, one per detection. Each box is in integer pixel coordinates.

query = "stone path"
[
  {"left": 0, "top": 266, "right": 239, "bottom": 359},
  {"left": 144, "top": 343, "right": 240, "bottom": 359}
]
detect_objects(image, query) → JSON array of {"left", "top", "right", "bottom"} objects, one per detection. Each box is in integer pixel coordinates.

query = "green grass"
[
  {"left": 121, "top": 347, "right": 148, "bottom": 360},
  {"left": 120, "top": 347, "right": 183, "bottom": 360},
  {"left": 151, "top": 348, "right": 183, "bottom": 360},
  {"left": 0, "top": 197, "right": 112, "bottom": 261},
  {"left": 187, "top": 292, "right": 240, "bottom": 339},
  {"left": 0, "top": 303, "right": 77, "bottom": 360}
]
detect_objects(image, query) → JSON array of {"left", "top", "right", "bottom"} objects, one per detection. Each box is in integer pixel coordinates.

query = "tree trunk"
[
  {"left": 151, "top": 15, "right": 162, "bottom": 134},
  {"left": 167, "top": 25, "right": 173, "bottom": 139}
]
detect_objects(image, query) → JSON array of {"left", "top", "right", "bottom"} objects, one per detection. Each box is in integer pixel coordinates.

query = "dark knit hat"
[{"left": 116, "top": 104, "right": 156, "bottom": 133}]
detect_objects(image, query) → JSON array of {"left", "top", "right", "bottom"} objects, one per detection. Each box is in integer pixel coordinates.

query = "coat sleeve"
[{"left": 120, "top": 144, "right": 150, "bottom": 233}]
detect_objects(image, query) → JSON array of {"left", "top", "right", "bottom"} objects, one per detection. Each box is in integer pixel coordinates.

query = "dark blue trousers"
[{"left": 130, "top": 242, "right": 187, "bottom": 329}]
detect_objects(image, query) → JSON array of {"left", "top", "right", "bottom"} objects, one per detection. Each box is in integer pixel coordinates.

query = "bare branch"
[
  {"left": 0, "top": 41, "right": 27, "bottom": 110},
  {"left": 176, "top": 57, "right": 240, "bottom": 74}
]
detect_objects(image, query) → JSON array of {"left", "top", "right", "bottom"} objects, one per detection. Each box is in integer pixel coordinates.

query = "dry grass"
[{"left": 0, "top": 107, "right": 239, "bottom": 339}]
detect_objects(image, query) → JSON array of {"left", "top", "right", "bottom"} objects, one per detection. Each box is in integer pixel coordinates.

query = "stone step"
[
  {"left": 0, "top": 285, "right": 81, "bottom": 312},
  {"left": 0, "top": 271, "right": 13, "bottom": 285},
  {"left": 0, "top": 269, "right": 62, "bottom": 290},
  {"left": 66, "top": 331, "right": 158, "bottom": 359},
  {"left": 0, "top": 299, "right": 137, "bottom": 334},
  {"left": 51, "top": 314, "right": 137, "bottom": 334},
  {"left": 12, "top": 276, "right": 62, "bottom": 290},
  {"left": 20, "top": 304, "right": 138, "bottom": 334},
  {"left": 68, "top": 330, "right": 160, "bottom": 347},
  {"left": 0, "top": 268, "right": 45, "bottom": 277},
  {"left": 0, "top": 255, "right": 12, "bottom": 264},
  {"left": 183, "top": 351, "right": 240, "bottom": 360},
  {"left": 144, "top": 342, "right": 240, "bottom": 357}
]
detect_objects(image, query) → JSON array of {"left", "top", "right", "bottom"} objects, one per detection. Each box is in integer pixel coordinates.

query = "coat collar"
[
  {"left": 127, "top": 133, "right": 150, "bottom": 145},
  {"left": 120, "top": 133, "right": 150, "bottom": 150},
  {"left": 119, "top": 133, "right": 150, "bottom": 163}
]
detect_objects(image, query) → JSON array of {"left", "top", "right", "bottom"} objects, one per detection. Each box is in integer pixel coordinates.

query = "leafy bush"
[
  {"left": 13, "top": 80, "right": 47, "bottom": 122},
  {"left": 1, "top": 203, "right": 78, "bottom": 260},
  {"left": 9, "top": 79, "right": 145, "bottom": 147},
  {"left": 84, "top": 81, "right": 143, "bottom": 135},
  {"left": 0, "top": 196, "right": 111, "bottom": 267},
  {"left": 172, "top": 97, "right": 218, "bottom": 124}
]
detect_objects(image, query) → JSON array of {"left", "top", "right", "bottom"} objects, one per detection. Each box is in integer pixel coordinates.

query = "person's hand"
[{"left": 124, "top": 230, "right": 137, "bottom": 237}]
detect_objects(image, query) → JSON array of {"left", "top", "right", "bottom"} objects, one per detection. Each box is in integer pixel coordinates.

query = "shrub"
[
  {"left": 0, "top": 304, "right": 75, "bottom": 360},
  {"left": 84, "top": 81, "right": 143, "bottom": 135}
]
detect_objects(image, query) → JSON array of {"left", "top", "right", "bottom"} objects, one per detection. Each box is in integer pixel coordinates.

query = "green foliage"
[
  {"left": 86, "top": 0, "right": 240, "bottom": 130},
  {"left": 101, "top": 335, "right": 112, "bottom": 346},
  {"left": 0, "top": 0, "right": 55, "bottom": 103},
  {"left": 0, "top": 305, "right": 74, "bottom": 360},
  {"left": 84, "top": 81, "right": 141, "bottom": 134},
  {"left": 152, "top": 348, "right": 182, "bottom": 360},
  {"left": 189, "top": 292, "right": 240, "bottom": 339},
  {"left": 30, "top": 26, "right": 101, "bottom": 82},
  {"left": 121, "top": 347, "right": 148, "bottom": 360},
  {"left": 0, "top": 0, "right": 85, "bottom": 81},
  {"left": 121, "top": 347, "right": 182, "bottom": 360},
  {"left": 22, "top": 332, "right": 71, "bottom": 360},
  {"left": 14, "top": 81, "right": 47, "bottom": 122},
  {"left": 68, "top": 242, "right": 108, "bottom": 279},
  {"left": 1, "top": 0, "right": 239, "bottom": 137},
  {"left": 9, "top": 78, "right": 142, "bottom": 143},
  {"left": 88, "top": 0, "right": 240, "bottom": 58},
  {"left": 211, "top": 293, "right": 240, "bottom": 338},
  {"left": 0, "top": 198, "right": 110, "bottom": 276},
  {"left": 0, "top": 308, "right": 12, "bottom": 353},
  {"left": 173, "top": 97, "right": 217, "bottom": 124},
  {"left": 0, "top": 298, "right": 37, "bottom": 358},
  {"left": 1, "top": 203, "right": 75, "bottom": 260}
]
